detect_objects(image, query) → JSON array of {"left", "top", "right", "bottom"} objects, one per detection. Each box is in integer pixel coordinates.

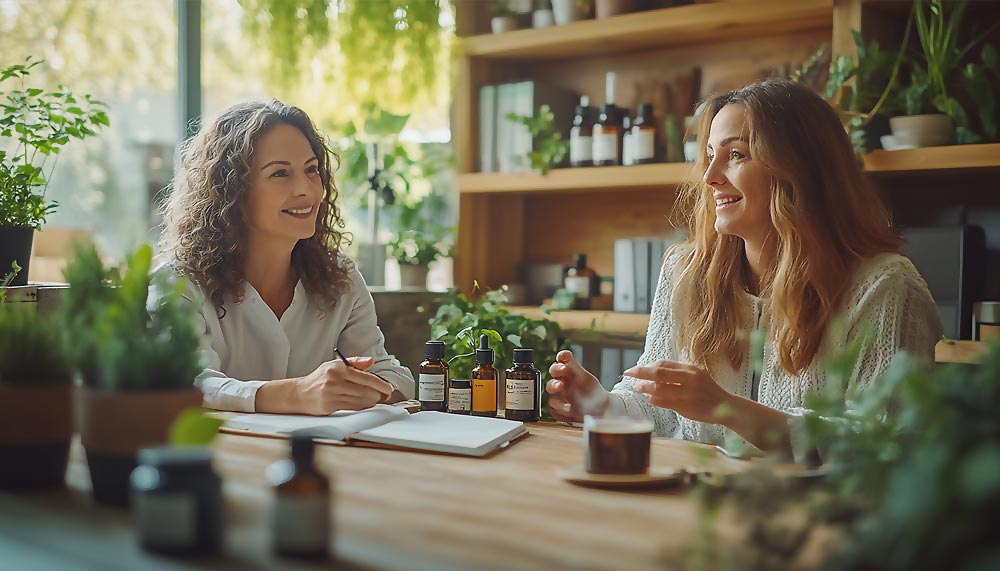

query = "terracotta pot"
[
  {"left": 596, "top": 0, "right": 640, "bottom": 19},
  {"left": 76, "top": 387, "right": 202, "bottom": 506},
  {"left": 399, "top": 263, "right": 430, "bottom": 289},
  {"left": 0, "top": 383, "right": 73, "bottom": 490}
]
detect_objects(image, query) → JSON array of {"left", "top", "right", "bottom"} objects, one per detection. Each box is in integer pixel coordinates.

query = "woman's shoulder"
[{"left": 846, "top": 252, "right": 934, "bottom": 306}]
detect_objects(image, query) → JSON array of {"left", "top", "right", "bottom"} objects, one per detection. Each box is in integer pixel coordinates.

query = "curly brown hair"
[{"left": 159, "top": 100, "right": 352, "bottom": 317}]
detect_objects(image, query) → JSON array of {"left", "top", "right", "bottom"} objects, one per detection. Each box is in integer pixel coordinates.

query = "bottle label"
[
  {"left": 632, "top": 130, "right": 655, "bottom": 161},
  {"left": 472, "top": 378, "right": 498, "bottom": 412},
  {"left": 506, "top": 378, "right": 537, "bottom": 411},
  {"left": 136, "top": 492, "right": 197, "bottom": 549},
  {"left": 564, "top": 276, "right": 590, "bottom": 298},
  {"left": 449, "top": 388, "right": 471, "bottom": 412},
  {"left": 274, "top": 496, "right": 329, "bottom": 553},
  {"left": 593, "top": 133, "right": 618, "bottom": 163},
  {"left": 570, "top": 134, "right": 592, "bottom": 163},
  {"left": 419, "top": 374, "right": 446, "bottom": 402}
]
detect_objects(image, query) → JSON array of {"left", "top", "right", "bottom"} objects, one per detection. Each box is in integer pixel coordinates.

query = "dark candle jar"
[{"left": 130, "top": 446, "right": 222, "bottom": 555}]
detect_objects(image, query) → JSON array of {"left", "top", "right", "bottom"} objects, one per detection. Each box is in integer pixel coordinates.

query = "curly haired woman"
[
  {"left": 160, "top": 100, "right": 413, "bottom": 414},
  {"left": 546, "top": 80, "right": 942, "bottom": 457}
]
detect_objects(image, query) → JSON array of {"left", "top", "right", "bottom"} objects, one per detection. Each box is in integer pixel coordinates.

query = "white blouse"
[
  {"left": 610, "top": 246, "right": 943, "bottom": 455},
  {"left": 181, "top": 258, "right": 415, "bottom": 412}
]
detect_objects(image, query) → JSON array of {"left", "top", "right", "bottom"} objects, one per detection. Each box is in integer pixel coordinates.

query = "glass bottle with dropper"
[{"left": 471, "top": 334, "right": 499, "bottom": 417}]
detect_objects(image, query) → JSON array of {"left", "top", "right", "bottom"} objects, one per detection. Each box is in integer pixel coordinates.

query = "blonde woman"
[
  {"left": 547, "top": 80, "right": 942, "bottom": 455},
  {"left": 160, "top": 100, "right": 414, "bottom": 414}
]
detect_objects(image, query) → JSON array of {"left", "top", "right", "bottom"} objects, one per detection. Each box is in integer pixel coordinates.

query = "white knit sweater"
[{"left": 610, "top": 246, "right": 943, "bottom": 450}]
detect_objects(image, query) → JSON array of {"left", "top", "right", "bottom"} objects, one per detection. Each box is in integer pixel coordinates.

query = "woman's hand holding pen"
[{"left": 255, "top": 356, "right": 394, "bottom": 415}]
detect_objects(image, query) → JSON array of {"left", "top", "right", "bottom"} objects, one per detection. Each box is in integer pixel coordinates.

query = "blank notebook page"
[{"left": 353, "top": 411, "right": 525, "bottom": 454}]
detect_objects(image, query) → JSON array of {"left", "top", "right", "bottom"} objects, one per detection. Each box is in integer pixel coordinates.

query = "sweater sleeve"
[
  {"left": 609, "top": 246, "right": 687, "bottom": 438},
  {"left": 333, "top": 264, "right": 416, "bottom": 399}
]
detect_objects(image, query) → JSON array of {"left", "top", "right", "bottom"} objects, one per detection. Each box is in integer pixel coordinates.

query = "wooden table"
[{"left": 1, "top": 423, "right": 760, "bottom": 571}]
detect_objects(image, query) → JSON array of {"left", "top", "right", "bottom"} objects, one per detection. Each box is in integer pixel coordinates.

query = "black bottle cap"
[
  {"left": 512, "top": 348, "right": 534, "bottom": 364},
  {"left": 425, "top": 340, "right": 445, "bottom": 359},
  {"left": 290, "top": 433, "right": 316, "bottom": 464},
  {"left": 476, "top": 334, "right": 494, "bottom": 364},
  {"left": 572, "top": 253, "right": 587, "bottom": 269}
]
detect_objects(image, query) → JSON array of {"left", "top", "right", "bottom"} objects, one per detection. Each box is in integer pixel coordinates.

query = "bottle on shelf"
[
  {"left": 448, "top": 379, "right": 472, "bottom": 414},
  {"left": 622, "top": 110, "right": 634, "bottom": 166},
  {"left": 564, "top": 253, "right": 596, "bottom": 310},
  {"left": 504, "top": 348, "right": 541, "bottom": 422},
  {"left": 593, "top": 71, "right": 622, "bottom": 167},
  {"left": 471, "top": 334, "right": 499, "bottom": 417},
  {"left": 569, "top": 95, "right": 595, "bottom": 168},
  {"left": 630, "top": 103, "right": 656, "bottom": 164},
  {"left": 269, "top": 434, "right": 331, "bottom": 559},
  {"left": 418, "top": 341, "right": 449, "bottom": 412}
]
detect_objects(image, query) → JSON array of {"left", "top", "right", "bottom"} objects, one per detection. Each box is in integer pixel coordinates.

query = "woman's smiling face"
[{"left": 703, "top": 103, "right": 774, "bottom": 245}]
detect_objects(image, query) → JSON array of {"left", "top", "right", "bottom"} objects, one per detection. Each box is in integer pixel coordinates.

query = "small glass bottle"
[
  {"left": 505, "top": 348, "right": 541, "bottom": 422},
  {"left": 564, "top": 253, "right": 596, "bottom": 310},
  {"left": 130, "top": 446, "right": 222, "bottom": 555},
  {"left": 471, "top": 334, "right": 499, "bottom": 417},
  {"left": 592, "top": 71, "right": 621, "bottom": 167},
  {"left": 631, "top": 103, "right": 656, "bottom": 164},
  {"left": 569, "top": 95, "right": 594, "bottom": 168},
  {"left": 448, "top": 379, "right": 472, "bottom": 414},
  {"left": 622, "top": 111, "right": 633, "bottom": 166},
  {"left": 418, "top": 341, "right": 449, "bottom": 412},
  {"left": 269, "top": 434, "right": 331, "bottom": 559}
]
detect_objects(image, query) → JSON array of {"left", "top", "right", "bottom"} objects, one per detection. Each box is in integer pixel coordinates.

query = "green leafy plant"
[
  {"left": 428, "top": 283, "right": 571, "bottom": 417},
  {"left": 170, "top": 408, "right": 224, "bottom": 446},
  {"left": 388, "top": 229, "right": 451, "bottom": 266},
  {"left": 691, "top": 330, "right": 1000, "bottom": 570},
  {"left": 0, "top": 303, "right": 70, "bottom": 385},
  {"left": 60, "top": 243, "right": 202, "bottom": 391},
  {"left": 0, "top": 56, "right": 109, "bottom": 229},
  {"left": 0, "top": 260, "right": 20, "bottom": 303},
  {"left": 506, "top": 104, "right": 569, "bottom": 175},
  {"left": 898, "top": 0, "right": 1000, "bottom": 142}
]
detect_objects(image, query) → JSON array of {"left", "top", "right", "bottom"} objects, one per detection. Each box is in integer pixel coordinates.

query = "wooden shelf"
[
  {"left": 510, "top": 308, "right": 986, "bottom": 364},
  {"left": 462, "top": 0, "right": 833, "bottom": 60},
  {"left": 864, "top": 144, "right": 1000, "bottom": 174},
  {"left": 508, "top": 306, "right": 650, "bottom": 337},
  {"left": 459, "top": 145, "right": 1000, "bottom": 195},
  {"left": 458, "top": 163, "right": 696, "bottom": 194}
]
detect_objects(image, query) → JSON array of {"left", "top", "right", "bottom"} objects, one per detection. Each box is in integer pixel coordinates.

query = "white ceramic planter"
[
  {"left": 552, "top": 0, "right": 586, "bottom": 25},
  {"left": 888, "top": 114, "right": 954, "bottom": 148},
  {"left": 533, "top": 9, "right": 555, "bottom": 28},
  {"left": 491, "top": 16, "right": 518, "bottom": 34}
]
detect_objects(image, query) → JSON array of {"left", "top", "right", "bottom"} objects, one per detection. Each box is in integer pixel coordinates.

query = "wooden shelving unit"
[
  {"left": 462, "top": 0, "right": 833, "bottom": 60},
  {"left": 510, "top": 307, "right": 987, "bottom": 365}
]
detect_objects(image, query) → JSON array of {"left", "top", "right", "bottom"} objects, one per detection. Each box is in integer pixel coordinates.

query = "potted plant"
[
  {"left": 552, "top": 0, "right": 593, "bottom": 25},
  {"left": 491, "top": 0, "right": 519, "bottom": 34},
  {"left": 388, "top": 230, "right": 450, "bottom": 289},
  {"left": 385, "top": 180, "right": 453, "bottom": 289},
  {"left": 0, "top": 57, "right": 109, "bottom": 286},
  {"left": 0, "top": 263, "right": 73, "bottom": 490},
  {"left": 888, "top": 0, "right": 997, "bottom": 148},
  {"left": 61, "top": 243, "right": 203, "bottom": 506}
]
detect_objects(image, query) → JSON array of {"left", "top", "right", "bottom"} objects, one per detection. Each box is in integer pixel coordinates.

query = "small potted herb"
[
  {"left": 491, "top": 0, "right": 519, "bottom": 34},
  {"left": 62, "top": 243, "right": 202, "bottom": 506},
  {"left": 0, "top": 57, "right": 109, "bottom": 285},
  {"left": 0, "top": 263, "right": 72, "bottom": 490}
]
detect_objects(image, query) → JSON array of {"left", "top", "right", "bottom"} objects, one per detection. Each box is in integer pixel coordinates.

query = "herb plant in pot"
[
  {"left": 0, "top": 265, "right": 73, "bottom": 490},
  {"left": 0, "top": 57, "right": 109, "bottom": 286},
  {"left": 62, "top": 243, "right": 202, "bottom": 506},
  {"left": 389, "top": 230, "right": 448, "bottom": 289}
]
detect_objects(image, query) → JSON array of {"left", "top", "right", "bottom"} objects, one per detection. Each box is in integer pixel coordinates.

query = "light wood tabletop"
[{"left": 1, "top": 422, "right": 768, "bottom": 571}]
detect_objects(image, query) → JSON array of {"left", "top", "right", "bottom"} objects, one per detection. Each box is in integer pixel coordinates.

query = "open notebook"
[{"left": 224, "top": 405, "right": 527, "bottom": 457}]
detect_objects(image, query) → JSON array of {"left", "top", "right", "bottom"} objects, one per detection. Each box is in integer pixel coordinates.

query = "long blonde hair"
[
  {"left": 159, "top": 100, "right": 352, "bottom": 317},
  {"left": 672, "top": 79, "right": 899, "bottom": 374}
]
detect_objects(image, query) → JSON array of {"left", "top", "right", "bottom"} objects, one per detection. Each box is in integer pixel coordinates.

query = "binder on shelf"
[
  {"left": 599, "top": 347, "right": 622, "bottom": 392},
  {"left": 478, "top": 85, "right": 497, "bottom": 173},
  {"left": 633, "top": 238, "right": 651, "bottom": 314},
  {"left": 613, "top": 238, "right": 636, "bottom": 313}
]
